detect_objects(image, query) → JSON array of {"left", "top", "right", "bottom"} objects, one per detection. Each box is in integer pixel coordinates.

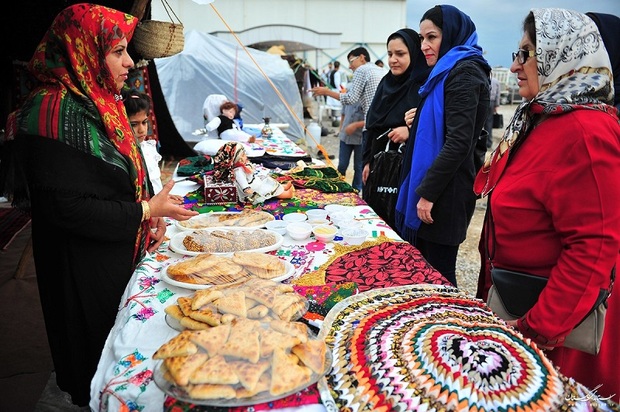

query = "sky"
[{"left": 406, "top": 0, "right": 619, "bottom": 68}]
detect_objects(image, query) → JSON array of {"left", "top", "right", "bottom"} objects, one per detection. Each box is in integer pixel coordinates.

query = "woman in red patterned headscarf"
[{"left": 1, "top": 3, "right": 196, "bottom": 406}]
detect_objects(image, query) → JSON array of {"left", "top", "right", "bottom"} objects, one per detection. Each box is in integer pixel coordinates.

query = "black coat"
[
  {"left": 10, "top": 135, "right": 143, "bottom": 405},
  {"left": 405, "top": 60, "right": 490, "bottom": 246}
]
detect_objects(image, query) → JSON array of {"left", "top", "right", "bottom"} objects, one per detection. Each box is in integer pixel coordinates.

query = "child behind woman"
[
  {"left": 122, "top": 89, "right": 163, "bottom": 193},
  {"left": 123, "top": 89, "right": 183, "bottom": 203}
]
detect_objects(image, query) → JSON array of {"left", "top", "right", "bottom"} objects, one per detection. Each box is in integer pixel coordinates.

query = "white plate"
[
  {"left": 169, "top": 228, "right": 283, "bottom": 256},
  {"left": 161, "top": 261, "right": 295, "bottom": 291},
  {"left": 175, "top": 211, "right": 275, "bottom": 231}
]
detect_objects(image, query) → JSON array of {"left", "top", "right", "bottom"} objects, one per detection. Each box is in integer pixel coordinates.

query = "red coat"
[{"left": 483, "top": 109, "right": 620, "bottom": 402}]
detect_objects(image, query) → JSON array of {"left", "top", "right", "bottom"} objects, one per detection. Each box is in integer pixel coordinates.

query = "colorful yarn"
[{"left": 321, "top": 285, "right": 611, "bottom": 411}]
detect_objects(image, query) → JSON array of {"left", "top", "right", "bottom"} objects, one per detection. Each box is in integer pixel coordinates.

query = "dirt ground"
[{"left": 308, "top": 103, "right": 518, "bottom": 296}]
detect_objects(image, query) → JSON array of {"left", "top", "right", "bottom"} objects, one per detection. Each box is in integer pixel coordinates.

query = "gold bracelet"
[{"left": 141, "top": 200, "right": 151, "bottom": 222}]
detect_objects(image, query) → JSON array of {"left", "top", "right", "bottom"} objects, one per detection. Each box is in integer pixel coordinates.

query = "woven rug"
[{"left": 0, "top": 208, "right": 31, "bottom": 250}]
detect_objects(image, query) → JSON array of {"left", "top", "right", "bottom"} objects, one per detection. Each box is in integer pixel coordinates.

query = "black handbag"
[
  {"left": 484, "top": 195, "right": 613, "bottom": 355},
  {"left": 362, "top": 140, "right": 403, "bottom": 229},
  {"left": 492, "top": 113, "right": 504, "bottom": 129},
  {"left": 487, "top": 267, "right": 610, "bottom": 355}
]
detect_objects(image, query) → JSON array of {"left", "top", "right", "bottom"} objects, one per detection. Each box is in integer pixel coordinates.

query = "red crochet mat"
[{"left": 324, "top": 242, "right": 450, "bottom": 292}]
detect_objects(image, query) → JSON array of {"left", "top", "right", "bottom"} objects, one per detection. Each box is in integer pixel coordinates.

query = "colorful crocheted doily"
[
  {"left": 296, "top": 240, "right": 450, "bottom": 291},
  {"left": 319, "top": 285, "right": 606, "bottom": 412},
  {"left": 293, "top": 236, "right": 395, "bottom": 286}
]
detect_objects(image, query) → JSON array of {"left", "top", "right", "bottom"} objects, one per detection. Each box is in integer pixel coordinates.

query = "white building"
[
  {"left": 491, "top": 67, "right": 520, "bottom": 105},
  {"left": 153, "top": 0, "right": 407, "bottom": 75}
]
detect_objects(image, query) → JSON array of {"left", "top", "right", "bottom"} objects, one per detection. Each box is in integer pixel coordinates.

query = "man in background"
[
  {"left": 311, "top": 48, "right": 383, "bottom": 161},
  {"left": 485, "top": 74, "right": 501, "bottom": 149},
  {"left": 326, "top": 61, "right": 344, "bottom": 123},
  {"left": 337, "top": 101, "right": 364, "bottom": 192},
  {"left": 311, "top": 47, "right": 384, "bottom": 128}
]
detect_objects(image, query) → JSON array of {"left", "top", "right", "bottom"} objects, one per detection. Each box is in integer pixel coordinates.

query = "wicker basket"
[{"left": 132, "top": 0, "right": 184, "bottom": 60}]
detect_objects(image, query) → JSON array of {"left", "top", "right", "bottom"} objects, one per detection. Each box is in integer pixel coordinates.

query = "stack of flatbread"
[
  {"left": 178, "top": 210, "right": 274, "bottom": 229},
  {"left": 231, "top": 251, "right": 287, "bottom": 279},
  {"left": 154, "top": 316, "right": 329, "bottom": 401},
  {"left": 164, "top": 278, "right": 308, "bottom": 331},
  {"left": 166, "top": 252, "right": 287, "bottom": 286}
]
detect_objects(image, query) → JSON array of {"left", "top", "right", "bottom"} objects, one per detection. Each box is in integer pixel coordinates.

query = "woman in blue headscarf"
[{"left": 395, "top": 5, "right": 491, "bottom": 286}]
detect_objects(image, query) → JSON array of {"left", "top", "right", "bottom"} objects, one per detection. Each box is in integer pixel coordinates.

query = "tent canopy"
[{"left": 155, "top": 30, "right": 304, "bottom": 142}]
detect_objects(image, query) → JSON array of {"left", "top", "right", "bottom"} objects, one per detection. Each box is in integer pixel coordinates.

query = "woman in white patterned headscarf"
[{"left": 474, "top": 8, "right": 620, "bottom": 402}]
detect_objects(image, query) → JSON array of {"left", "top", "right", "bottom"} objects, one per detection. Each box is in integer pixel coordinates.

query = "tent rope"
[{"left": 209, "top": 3, "right": 337, "bottom": 170}]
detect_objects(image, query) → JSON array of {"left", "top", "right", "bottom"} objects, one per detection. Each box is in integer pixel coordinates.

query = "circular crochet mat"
[{"left": 318, "top": 285, "right": 601, "bottom": 411}]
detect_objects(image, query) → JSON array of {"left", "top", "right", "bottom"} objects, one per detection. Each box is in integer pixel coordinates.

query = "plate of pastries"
[
  {"left": 153, "top": 278, "right": 331, "bottom": 406},
  {"left": 169, "top": 228, "right": 282, "bottom": 256},
  {"left": 162, "top": 252, "right": 294, "bottom": 290}
]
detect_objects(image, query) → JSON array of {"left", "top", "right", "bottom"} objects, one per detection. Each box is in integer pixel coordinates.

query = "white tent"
[{"left": 155, "top": 30, "right": 304, "bottom": 143}]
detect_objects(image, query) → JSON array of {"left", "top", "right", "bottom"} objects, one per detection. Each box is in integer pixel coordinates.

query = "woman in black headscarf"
[
  {"left": 362, "top": 28, "right": 430, "bottom": 228},
  {"left": 586, "top": 12, "right": 620, "bottom": 109}
]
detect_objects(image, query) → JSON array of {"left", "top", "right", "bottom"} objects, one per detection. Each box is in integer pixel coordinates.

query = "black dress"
[{"left": 11, "top": 135, "right": 144, "bottom": 405}]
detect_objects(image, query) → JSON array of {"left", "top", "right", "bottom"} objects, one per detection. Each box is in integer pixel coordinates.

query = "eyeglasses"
[
  {"left": 348, "top": 56, "right": 360, "bottom": 64},
  {"left": 511, "top": 49, "right": 537, "bottom": 65}
]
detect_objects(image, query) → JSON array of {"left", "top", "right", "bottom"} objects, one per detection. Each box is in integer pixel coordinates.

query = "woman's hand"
[
  {"left": 147, "top": 216, "right": 166, "bottom": 252},
  {"left": 404, "top": 108, "right": 417, "bottom": 128},
  {"left": 417, "top": 197, "right": 434, "bottom": 224},
  {"left": 362, "top": 163, "right": 370, "bottom": 184},
  {"left": 389, "top": 126, "right": 410, "bottom": 144},
  {"left": 149, "top": 180, "right": 199, "bottom": 221},
  {"left": 506, "top": 318, "right": 555, "bottom": 351}
]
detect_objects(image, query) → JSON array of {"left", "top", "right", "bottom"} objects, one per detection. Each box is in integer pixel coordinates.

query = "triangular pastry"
[
  {"left": 259, "top": 328, "right": 301, "bottom": 358},
  {"left": 229, "top": 359, "right": 270, "bottom": 391},
  {"left": 220, "top": 329, "right": 260, "bottom": 363},
  {"left": 163, "top": 353, "right": 208, "bottom": 386},
  {"left": 186, "top": 383, "right": 236, "bottom": 400},
  {"left": 189, "top": 323, "right": 232, "bottom": 357},
  {"left": 291, "top": 338, "right": 328, "bottom": 374},
  {"left": 189, "top": 354, "right": 239, "bottom": 385},
  {"left": 269, "top": 319, "right": 309, "bottom": 343},
  {"left": 192, "top": 288, "right": 225, "bottom": 310},
  {"left": 235, "top": 373, "right": 270, "bottom": 398},
  {"left": 188, "top": 306, "right": 222, "bottom": 326},
  {"left": 213, "top": 290, "right": 247, "bottom": 317},
  {"left": 153, "top": 331, "right": 198, "bottom": 359},
  {"left": 179, "top": 316, "right": 211, "bottom": 330},
  {"left": 269, "top": 347, "right": 313, "bottom": 396}
]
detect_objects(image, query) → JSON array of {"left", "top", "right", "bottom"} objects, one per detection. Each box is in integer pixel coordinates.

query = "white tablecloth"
[{"left": 89, "top": 203, "right": 399, "bottom": 411}]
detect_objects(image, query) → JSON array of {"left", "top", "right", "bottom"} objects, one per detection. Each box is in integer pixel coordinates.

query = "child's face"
[
  {"left": 222, "top": 107, "right": 236, "bottom": 120},
  {"left": 129, "top": 110, "right": 149, "bottom": 142}
]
